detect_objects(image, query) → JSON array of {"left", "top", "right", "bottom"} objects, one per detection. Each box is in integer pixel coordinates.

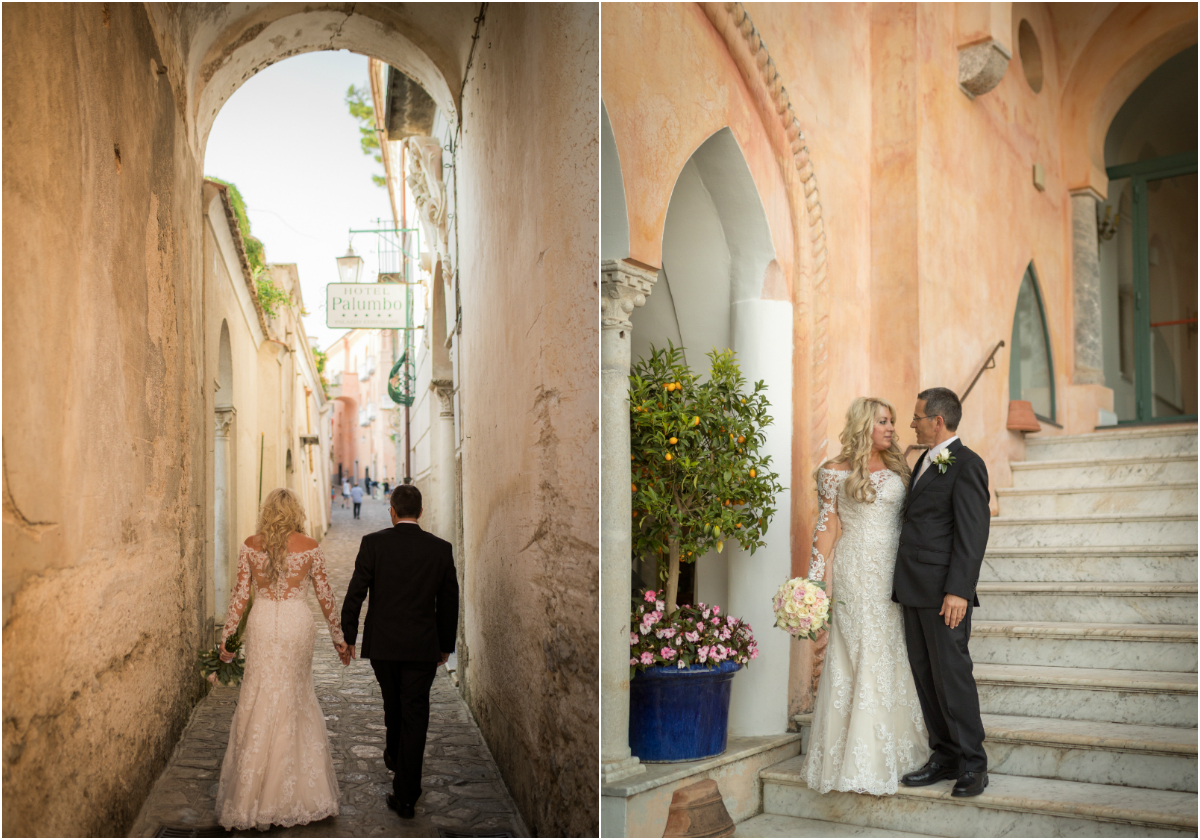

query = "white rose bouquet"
[{"left": 771, "top": 577, "right": 833, "bottom": 640}]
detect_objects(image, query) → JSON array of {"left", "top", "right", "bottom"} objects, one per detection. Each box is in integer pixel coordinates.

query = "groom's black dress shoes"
[
  {"left": 951, "top": 771, "right": 988, "bottom": 797},
  {"left": 387, "top": 794, "right": 416, "bottom": 819},
  {"left": 900, "top": 760, "right": 959, "bottom": 787}
]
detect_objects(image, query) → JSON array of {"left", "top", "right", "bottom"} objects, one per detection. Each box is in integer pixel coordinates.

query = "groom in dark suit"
[
  {"left": 893, "top": 387, "right": 991, "bottom": 797},
  {"left": 341, "top": 484, "right": 459, "bottom": 819}
]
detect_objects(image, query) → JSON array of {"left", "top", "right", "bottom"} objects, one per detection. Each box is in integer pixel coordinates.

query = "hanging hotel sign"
[{"left": 325, "top": 283, "right": 406, "bottom": 329}]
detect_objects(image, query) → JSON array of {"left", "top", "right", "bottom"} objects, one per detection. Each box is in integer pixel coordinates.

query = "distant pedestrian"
[
  {"left": 351, "top": 484, "right": 364, "bottom": 519},
  {"left": 340, "top": 485, "right": 459, "bottom": 820},
  {"left": 382, "top": 480, "right": 390, "bottom": 497},
  {"left": 342, "top": 479, "right": 351, "bottom": 509}
]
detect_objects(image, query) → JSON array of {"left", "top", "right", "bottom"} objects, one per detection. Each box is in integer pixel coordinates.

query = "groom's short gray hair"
[{"left": 918, "top": 387, "right": 962, "bottom": 431}]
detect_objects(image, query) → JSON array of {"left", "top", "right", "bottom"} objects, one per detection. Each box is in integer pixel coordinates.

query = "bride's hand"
[
  {"left": 335, "top": 641, "right": 352, "bottom": 666},
  {"left": 218, "top": 642, "right": 235, "bottom": 664}
]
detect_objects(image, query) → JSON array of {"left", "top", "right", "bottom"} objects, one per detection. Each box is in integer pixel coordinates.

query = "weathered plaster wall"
[
  {"left": 455, "top": 5, "right": 598, "bottom": 836},
  {"left": 2, "top": 5, "right": 208, "bottom": 834}
]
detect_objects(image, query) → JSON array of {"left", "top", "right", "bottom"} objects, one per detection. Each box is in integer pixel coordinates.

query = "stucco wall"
[
  {"left": 456, "top": 5, "right": 599, "bottom": 836},
  {"left": 2, "top": 5, "right": 209, "bottom": 834}
]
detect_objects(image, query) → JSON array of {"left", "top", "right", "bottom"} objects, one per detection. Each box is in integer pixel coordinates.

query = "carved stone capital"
[
  {"left": 431, "top": 379, "right": 455, "bottom": 417},
  {"left": 600, "top": 259, "right": 658, "bottom": 330},
  {"left": 215, "top": 406, "right": 236, "bottom": 438},
  {"left": 958, "top": 39, "right": 1011, "bottom": 100}
]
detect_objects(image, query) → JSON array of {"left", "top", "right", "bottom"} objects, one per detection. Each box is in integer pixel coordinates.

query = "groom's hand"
[
  {"left": 940, "top": 593, "right": 969, "bottom": 629},
  {"left": 439, "top": 651, "right": 450, "bottom": 666}
]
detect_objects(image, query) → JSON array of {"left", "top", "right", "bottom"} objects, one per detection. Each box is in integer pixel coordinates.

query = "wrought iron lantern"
[{"left": 335, "top": 245, "right": 363, "bottom": 285}]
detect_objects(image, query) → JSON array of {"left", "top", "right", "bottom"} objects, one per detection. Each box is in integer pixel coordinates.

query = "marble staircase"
[{"left": 761, "top": 423, "right": 1198, "bottom": 837}]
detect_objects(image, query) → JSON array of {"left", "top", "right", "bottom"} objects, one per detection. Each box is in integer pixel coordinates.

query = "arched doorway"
[
  {"left": 1098, "top": 45, "right": 1197, "bottom": 423},
  {"left": 631, "top": 127, "right": 794, "bottom": 737},
  {"left": 213, "top": 320, "right": 235, "bottom": 628}
]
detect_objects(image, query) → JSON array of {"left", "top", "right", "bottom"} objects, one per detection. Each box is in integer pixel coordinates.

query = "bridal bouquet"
[
  {"left": 196, "top": 598, "right": 252, "bottom": 687},
  {"left": 772, "top": 577, "right": 832, "bottom": 640},
  {"left": 629, "top": 589, "right": 759, "bottom": 677}
]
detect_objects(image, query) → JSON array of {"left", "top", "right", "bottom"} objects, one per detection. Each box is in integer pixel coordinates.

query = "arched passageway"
[
  {"left": 630, "top": 126, "right": 794, "bottom": 738},
  {"left": 3, "top": 5, "right": 598, "bottom": 836}
]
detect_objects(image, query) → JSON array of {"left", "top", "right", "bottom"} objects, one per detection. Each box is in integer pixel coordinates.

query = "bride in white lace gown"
[
  {"left": 215, "top": 488, "right": 348, "bottom": 830},
  {"left": 803, "top": 397, "right": 930, "bottom": 795}
]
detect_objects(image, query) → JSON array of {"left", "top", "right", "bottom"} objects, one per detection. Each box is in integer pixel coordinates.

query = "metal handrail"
[{"left": 961, "top": 340, "right": 1005, "bottom": 402}]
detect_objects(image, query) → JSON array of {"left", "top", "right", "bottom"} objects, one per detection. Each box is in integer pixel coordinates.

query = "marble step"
[
  {"left": 972, "top": 621, "right": 1198, "bottom": 672},
  {"left": 761, "top": 756, "right": 1197, "bottom": 837},
  {"left": 1011, "top": 454, "right": 1198, "bottom": 489},
  {"left": 979, "top": 546, "right": 1198, "bottom": 583},
  {"left": 975, "top": 664, "right": 1197, "bottom": 727},
  {"left": 735, "top": 813, "right": 936, "bottom": 837},
  {"left": 973, "top": 582, "right": 1197, "bottom": 624},
  {"left": 793, "top": 712, "right": 1197, "bottom": 793},
  {"left": 981, "top": 713, "right": 1198, "bottom": 793},
  {"left": 987, "top": 513, "right": 1197, "bottom": 548},
  {"left": 995, "top": 482, "right": 1197, "bottom": 516},
  {"left": 1022, "top": 425, "right": 1197, "bottom": 462}
]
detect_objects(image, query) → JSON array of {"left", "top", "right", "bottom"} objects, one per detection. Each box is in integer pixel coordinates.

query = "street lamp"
[{"left": 336, "top": 245, "right": 364, "bottom": 285}]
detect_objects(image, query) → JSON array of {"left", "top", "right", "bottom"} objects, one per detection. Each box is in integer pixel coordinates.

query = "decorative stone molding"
[
  {"left": 431, "top": 379, "right": 455, "bottom": 417},
  {"left": 406, "top": 136, "right": 449, "bottom": 263},
  {"left": 958, "top": 39, "right": 1012, "bottom": 100},
  {"left": 700, "top": 2, "right": 832, "bottom": 701},
  {"left": 214, "top": 406, "right": 236, "bottom": 438},
  {"left": 600, "top": 259, "right": 658, "bottom": 331}
]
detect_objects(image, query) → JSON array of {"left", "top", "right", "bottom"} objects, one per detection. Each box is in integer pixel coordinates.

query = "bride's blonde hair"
[
  {"left": 257, "top": 488, "right": 307, "bottom": 586},
  {"left": 816, "top": 397, "right": 911, "bottom": 503}
]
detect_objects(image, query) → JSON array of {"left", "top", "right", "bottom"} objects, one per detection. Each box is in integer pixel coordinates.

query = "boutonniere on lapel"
[{"left": 930, "top": 449, "right": 956, "bottom": 474}]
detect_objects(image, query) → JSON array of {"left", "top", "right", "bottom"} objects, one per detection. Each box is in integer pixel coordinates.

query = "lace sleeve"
[
  {"left": 221, "top": 544, "right": 253, "bottom": 649},
  {"left": 311, "top": 547, "right": 345, "bottom": 646},
  {"left": 809, "top": 467, "right": 843, "bottom": 585}
]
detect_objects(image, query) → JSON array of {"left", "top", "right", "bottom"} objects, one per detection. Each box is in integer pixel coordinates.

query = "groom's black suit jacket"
[
  {"left": 341, "top": 522, "right": 459, "bottom": 661},
  {"left": 892, "top": 439, "right": 990, "bottom": 609}
]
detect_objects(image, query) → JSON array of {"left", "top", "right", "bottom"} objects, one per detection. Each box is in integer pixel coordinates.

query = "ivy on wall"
[{"left": 207, "top": 176, "right": 293, "bottom": 319}]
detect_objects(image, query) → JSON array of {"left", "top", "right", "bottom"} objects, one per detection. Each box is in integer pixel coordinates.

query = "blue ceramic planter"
[{"left": 628, "top": 660, "right": 741, "bottom": 763}]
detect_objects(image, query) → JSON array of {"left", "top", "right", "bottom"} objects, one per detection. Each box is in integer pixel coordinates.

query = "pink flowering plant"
[{"left": 629, "top": 589, "right": 759, "bottom": 677}]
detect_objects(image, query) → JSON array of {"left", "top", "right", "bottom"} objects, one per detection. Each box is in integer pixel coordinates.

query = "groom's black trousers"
[
  {"left": 370, "top": 659, "right": 438, "bottom": 803},
  {"left": 902, "top": 605, "right": 987, "bottom": 773}
]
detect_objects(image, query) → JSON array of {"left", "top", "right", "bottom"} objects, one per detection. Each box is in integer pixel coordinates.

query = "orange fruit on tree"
[
  {"left": 631, "top": 483, "right": 637, "bottom": 492},
  {"left": 665, "top": 453, "right": 672, "bottom": 461},
  {"left": 749, "top": 469, "right": 756, "bottom": 478},
  {"left": 657, "top": 402, "right": 664, "bottom": 408},
  {"left": 692, "top": 416, "right": 700, "bottom": 426},
  {"left": 737, "top": 435, "right": 745, "bottom": 444},
  {"left": 668, "top": 437, "right": 677, "bottom": 444},
  {"left": 735, "top": 523, "right": 741, "bottom": 529}
]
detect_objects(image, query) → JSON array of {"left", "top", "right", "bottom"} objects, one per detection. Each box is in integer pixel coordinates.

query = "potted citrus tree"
[{"left": 627, "top": 343, "right": 783, "bottom": 761}]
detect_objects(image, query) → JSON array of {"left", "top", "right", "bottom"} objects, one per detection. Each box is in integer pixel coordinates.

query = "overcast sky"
[{"left": 204, "top": 50, "right": 394, "bottom": 352}]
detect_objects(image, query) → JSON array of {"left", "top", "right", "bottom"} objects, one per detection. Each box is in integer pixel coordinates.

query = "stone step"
[
  {"left": 973, "top": 583, "right": 1197, "bottom": 624},
  {"left": 1010, "top": 454, "right": 1198, "bottom": 489},
  {"left": 972, "top": 621, "right": 1198, "bottom": 672},
  {"left": 761, "top": 756, "right": 1197, "bottom": 837},
  {"left": 987, "top": 513, "right": 1197, "bottom": 548},
  {"left": 975, "top": 664, "right": 1197, "bottom": 727},
  {"left": 979, "top": 546, "right": 1198, "bottom": 583},
  {"left": 995, "top": 483, "right": 1197, "bottom": 516},
  {"left": 1022, "top": 425, "right": 1197, "bottom": 462},
  {"left": 793, "top": 712, "right": 1198, "bottom": 793},
  {"left": 735, "top": 813, "right": 937, "bottom": 837},
  {"left": 981, "top": 713, "right": 1198, "bottom": 793}
]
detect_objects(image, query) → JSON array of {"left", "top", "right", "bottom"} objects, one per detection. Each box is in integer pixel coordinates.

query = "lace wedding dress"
[
  {"left": 803, "top": 467, "right": 929, "bottom": 795},
  {"left": 215, "top": 543, "right": 344, "bottom": 830}
]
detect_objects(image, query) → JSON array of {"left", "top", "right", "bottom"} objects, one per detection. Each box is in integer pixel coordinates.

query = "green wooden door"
[{"left": 1106, "top": 152, "right": 1198, "bottom": 424}]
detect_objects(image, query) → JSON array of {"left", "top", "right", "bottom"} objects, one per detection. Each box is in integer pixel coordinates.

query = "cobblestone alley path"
[{"left": 131, "top": 495, "right": 527, "bottom": 838}]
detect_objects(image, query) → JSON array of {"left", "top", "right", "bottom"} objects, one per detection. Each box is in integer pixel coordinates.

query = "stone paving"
[{"left": 130, "top": 496, "right": 527, "bottom": 838}]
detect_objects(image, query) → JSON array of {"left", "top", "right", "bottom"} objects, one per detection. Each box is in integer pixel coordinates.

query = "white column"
[
  {"left": 431, "top": 379, "right": 457, "bottom": 542},
  {"left": 214, "top": 407, "right": 236, "bottom": 625},
  {"left": 726, "top": 299, "right": 793, "bottom": 736},
  {"left": 600, "top": 258, "right": 656, "bottom": 784}
]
